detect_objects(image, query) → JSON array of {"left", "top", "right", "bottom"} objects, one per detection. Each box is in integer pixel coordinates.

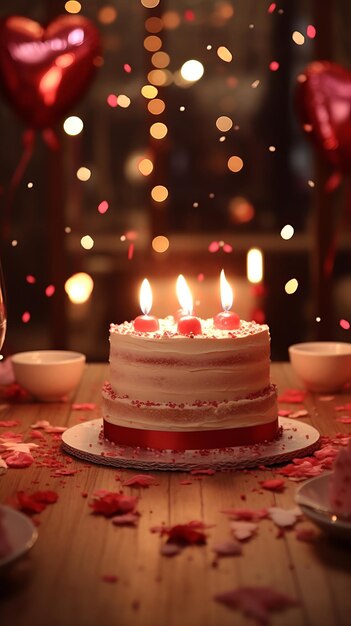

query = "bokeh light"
[
  {"left": 117, "top": 94, "right": 131, "bottom": 108},
  {"left": 216, "top": 116, "right": 233, "bottom": 132},
  {"left": 292, "top": 31, "right": 305, "bottom": 45},
  {"left": 141, "top": 84, "right": 158, "bottom": 99},
  {"left": 144, "top": 35, "right": 162, "bottom": 52},
  {"left": 141, "top": 0, "right": 160, "bottom": 8},
  {"left": 80, "top": 235, "right": 94, "bottom": 250},
  {"left": 247, "top": 248, "right": 263, "bottom": 283},
  {"left": 150, "top": 122, "right": 168, "bottom": 139},
  {"left": 217, "top": 46, "right": 232, "bottom": 62},
  {"left": 152, "top": 235, "right": 170, "bottom": 252},
  {"left": 63, "top": 116, "right": 83, "bottom": 136},
  {"left": 77, "top": 167, "right": 91, "bottom": 182},
  {"left": 151, "top": 185, "right": 169, "bottom": 202},
  {"left": 162, "top": 11, "right": 181, "bottom": 29},
  {"left": 98, "top": 201, "right": 109, "bottom": 214},
  {"left": 98, "top": 6, "right": 118, "bottom": 24},
  {"left": 151, "top": 51, "right": 170, "bottom": 68},
  {"left": 145, "top": 17, "right": 163, "bottom": 33},
  {"left": 280, "top": 224, "right": 294, "bottom": 240},
  {"left": 107, "top": 94, "right": 118, "bottom": 107},
  {"left": 138, "top": 158, "right": 154, "bottom": 176},
  {"left": 227, "top": 156, "right": 244, "bottom": 172},
  {"left": 180, "top": 60, "right": 204, "bottom": 82},
  {"left": 65, "top": 272, "right": 94, "bottom": 304},
  {"left": 285, "top": 278, "right": 298, "bottom": 294},
  {"left": 147, "top": 69, "right": 171, "bottom": 86},
  {"left": 65, "top": 1, "right": 81, "bottom": 14},
  {"left": 229, "top": 197, "right": 255, "bottom": 223},
  {"left": 340, "top": 319, "right": 350, "bottom": 330},
  {"left": 147, "top": 98, "right": 166, "bottom": 115}
]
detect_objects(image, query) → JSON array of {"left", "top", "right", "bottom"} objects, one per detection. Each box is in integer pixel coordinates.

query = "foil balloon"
[
  {"left": 296, "top": 61, "right": 351, "bottom": 173},
  {"left": 0, "top": 14, "right": 101, "bottom": 129}
]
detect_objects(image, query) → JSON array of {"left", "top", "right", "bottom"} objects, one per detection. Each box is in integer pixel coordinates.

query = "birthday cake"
[
  {"left": 102, "top": 317, "right": 279, "bottom": 451},
  {"left": 329, "top": 440, "right": 351, "bottom": 518}
]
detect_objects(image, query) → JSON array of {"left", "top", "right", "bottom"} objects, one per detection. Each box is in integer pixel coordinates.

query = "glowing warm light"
[
  {"left": 65, "top": 272, "right": 94, "bottom": 304},
  {"left": 217, "top": 46, "right": 232, "bottom": 62},
  {"left": 138, "top": 158, "right": 154, "bottom": 176},
  {"left": 220, "top": 269, "right": 233, "bottom": 311},
  {"left": 150, "top": 122, "right": 168, "bottom": 139},
  {"left": 285, "top": 278, "right": 298, "bottom": 294},
  {"left": 77, "top": 167, "right": 91, "bottom": 181},
  {"left": 229, "top": 197, "right": 254, "bottom": 223},
  {"left": 176, "top": 275, "right": 193, "bottom": 316},
  {"left": 163, "top": 11, "right": 181, "bottom": 29},
  {"left": 63, "top": 115, "right": 83, "bottom": 136},
  {"left": 141, "top": 0, "right": 160, "bottom": 8},
  {"left": 117, "top": 94, "right": 131, "bottom": 108},
  {"left": 22, "top": 312, "right": 30, "bottom": 323},
  {"left": 307, "top": 24, "right": 316, "bottom": 39},
  {"left": 98, "top": 200, "right": 109, "bottom": 214},
  {"left": 98, "top": 6, "right": 118, "bottom": 24},
  {"left": 151, "top": 185, "right": 168, "bottom": 202},
  {"left": 107, "top": 93, "right": 118, "bottom": 107},
  {"left": 340, "top": 319, "right": 350, "bottom": 330},
  {"left": 147, "top": 98, "right": 165, "bottom": 115},
  {"left": 316, "top": 316, "right": 321, "bottom": 322},
  {"left": 147, "top": 69, "right": 170, "bottom": 86},
  {"left": 151, "top": 51, "right": 170, "bottom": 68},
  {"left": 141, "top": 84, "right": 158, "bottom": 99},
  {"left": 292, "top": 31, "right": 305, "bottom": 45},
  {"left": 280, "top": 224, "right": 294, "bottom": 240},
  {"left": 152, "top": 235, "right": 169, "bottom": 253},
  {"left": 251, "top": 79, "right": 260, "bottom": 88},
  {"left": 65, "top": 1, "right": 81, "bottom": 14},
  {"left": 247, "top": 248, "right": 263, "bottom": 284},
  {"left": 144, "top": 35, "right": 162, "bottom": 52},
  {"left": 180, "top": 60, "right": 204, "bottom": 82},
  {"left": 27, "top": 182, "right": 33, "bottom": 188},
  {"left": 269, "top": 61, "right": 280, "bottom": 71},
  {"left": 216, "top": 116, "right": 233, "bottom": 132},
  {"left": 138, "top": 278, "right": 152, "bottom": 315},
  {"left": 308, "top": 179, "right": 315, "bottom": 188},
  {"left": 269, "top": 145, "right": 276, "bottom": 152},
  {"left": 145, "top": 17, "right": 163, "bottom": 33},
  {"left": 80, "top": 235, "right": 94, "bottom": 250},
  {"left": 227, "top": 156, "right": 244, "bottom": 173}
]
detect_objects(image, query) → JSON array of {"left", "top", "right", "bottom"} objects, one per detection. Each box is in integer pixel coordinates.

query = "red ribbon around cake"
[{"left": 103, "top": 418, "right": 279, "bottom": 451}]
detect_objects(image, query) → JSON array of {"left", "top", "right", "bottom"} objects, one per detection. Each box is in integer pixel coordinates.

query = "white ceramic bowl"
[
  {"left": 288, "top": 342, "right": 351, "bottom": 393},
  {"left": 11, "top": 350, "right": 86, "bottom": 401}
]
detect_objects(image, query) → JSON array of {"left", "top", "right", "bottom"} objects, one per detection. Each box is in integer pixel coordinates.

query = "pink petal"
[
  {"left": 31, "top": 420, "right": 51, "bottom": 429},
  {"left": 160, "top": 543, "right": 182, "bottom": 557},
  {"left": 289, "top": 410, "right": 309, "bottom": 418},
  {"left": 268, "top": 507, "right": 301, "bottom": 528},
  {"left": 214, "top": 586, "right": 298, "bottom": 624},
  {"left": 278, "top": 409, "right": 291, "bottom": 417},
  {"left": 5, "top": 451, "right": 34, "bottom": 468},
  {"left": 230, "top": 521, "right": 258, "bottom": 541},
  {"left": 260, "top": 478, "right": 286, "bottom": 492},
  {"left": 336, "top": 416, "right": 351, "bottom": 424},
  {"left": 190, "top": 468, "right": 216, "bottom": 475},
  {"left": 212, "top": 539, "right": 242, "bottom": 557},
  {"left": 122, "top": 474, "right": 159, "bottom": 487},
  {"left": 111, "top": 513, "right": 139, "bottom": 526},
  {"left": 0, "top": 420, "right": 19, "bottom": 428},
  {"left": 72, "top": 403, "right": 96, "bottom": 410}
]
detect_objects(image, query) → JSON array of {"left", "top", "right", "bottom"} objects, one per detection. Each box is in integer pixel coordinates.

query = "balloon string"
[{"left": 3, "top": 129, "right": 36, "bottom": 239}]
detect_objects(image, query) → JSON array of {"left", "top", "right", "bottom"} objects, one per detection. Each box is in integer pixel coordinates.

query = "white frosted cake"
[{"left": 102, "top": 317, "right": 278, "bottom": 451}]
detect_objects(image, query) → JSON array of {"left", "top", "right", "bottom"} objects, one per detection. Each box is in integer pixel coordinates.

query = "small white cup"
[
  {"left": 11, "top": 350, "right": 86, "bottom": 401},
  {"left": 289, "top": 342, "right": 351, "bottom": 393}
]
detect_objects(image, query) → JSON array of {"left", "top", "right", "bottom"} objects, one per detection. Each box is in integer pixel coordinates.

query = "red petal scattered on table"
[
  {"left": 166, "top": 522, "right": 207, "bottom": 546},
  {"left": 336, "top": 403, "right": 351, "bottom": 411},
  {"left": 111, "top": 513, "right": 139, "bottom": 526},
  {"left": 30, "top": 430, "right": 46, "bottom": 440},
  {"left": 90, "top": 492, "right": 138, "bottom": 517},
  {"left": 190, "top": 468, "right": 216, "bottom": 475},
  {"left": 212, "top": 539, "right": 242, "bottom": 557},
  {"left": 289, "top": 410, "right": 309, "bottom": 418},
  {"left": 32, "top": 491, "right": 59, "bottom": 504},
  {"left": 44, "top": 426, "right": 67, "bottom": 433},
  {"left": 214, "top": 586, "right": 298, "bottom": 625},
  {"left": 31, "top": 420, "right": 51, "bottom": 429},
  {"left": 278, "top": 389, "right": 306, "bottom": 403},
  {"left": 5, "top": 451, "right": 34, "bottom": 468},
  {"left": 16, "top": 492, "right": 46, "bottom": 514},
  {"left": 278, "top": 409, "right": 291, "bottom": 417},
  {"left": 179, "top": 479, "right": 193, "bottom": 485},
  {"left": 221, "top": 508, "right": 268, "bottom": 521},
  {"left": 122, "top": 474, "right": 159, "bottom": 488},
  {"left": 260, "top": 478, "right": 286, "bottom": 492},
  {"left": 230, "top": 521, "right": 258, "bottom": 541},
  {"left": 0, "top": 431, "right": 23, "bottom": 442},
  {"left": 72, "top": 403, "right": 96, "bottom": 410},
  {"left": 268, "top": 507, "right": 301, "bottom": 528},
  {"left": 296, "top": 527, "right": 318, "bottom": 542},
  {"left": 336, "top": 416, "right": 351, "bottom": 424},
  {"left": 101, "top": 574, "right": 118, "bottom": 583},
  {"left": 51, "top": 468, "right": 78, "bottom": 476},
  {"left": 0, "top": 420, "right": 19, "bottom": 428}
]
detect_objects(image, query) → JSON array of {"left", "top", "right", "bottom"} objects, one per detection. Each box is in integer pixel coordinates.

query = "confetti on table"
[{"left": 90, "top": 491, "right": 138, "bottom": 517}]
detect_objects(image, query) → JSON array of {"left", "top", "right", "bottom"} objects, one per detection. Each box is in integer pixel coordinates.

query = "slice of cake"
[
  {"left": 102, "top": 316, "right": 278, "bottom": 451},
  {"left": 329, "top": 441, "right": 351, "bottom": 518}
]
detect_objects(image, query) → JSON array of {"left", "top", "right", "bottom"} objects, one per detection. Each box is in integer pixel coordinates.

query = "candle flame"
[
  {"left": 220, "top": 269, "right": 233, "bottom": 311},
  {"left": 176, "top": 274, "right": 193, "bottom": 316},
  {"left": 140, "top": 278, "right": 152, "bottom": 315},
  {"left": 247, "top": 248, "right": 263, "bottom": 284}
]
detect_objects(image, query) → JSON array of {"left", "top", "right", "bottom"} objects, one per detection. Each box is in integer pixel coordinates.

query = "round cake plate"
[{"left": 61, "top": 418, "right": 320, "bottom": 472}]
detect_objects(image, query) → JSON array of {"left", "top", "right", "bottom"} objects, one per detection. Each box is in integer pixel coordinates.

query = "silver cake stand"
[{"left": 61, "top": 418, "right": 320, "bottom": 471}]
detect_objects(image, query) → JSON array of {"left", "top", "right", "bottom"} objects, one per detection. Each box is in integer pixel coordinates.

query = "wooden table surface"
[{"left": 1, "top": 363, "right": 351, "bottom": 626}]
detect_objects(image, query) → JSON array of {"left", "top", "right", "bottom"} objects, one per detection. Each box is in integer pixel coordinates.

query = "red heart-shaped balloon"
[
  {"left": 0, "top": 15, "right": 101, "bottom": 129},
  {"left": 296, "top": 61, "right": 351, "bottom": 173}
]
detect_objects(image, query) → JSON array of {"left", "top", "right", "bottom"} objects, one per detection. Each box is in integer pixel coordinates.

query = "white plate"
[
  {"left": 295, "top": 473, "right": 351, "bottom": 540},
  {"left": 0, "top": 505, "right": 38, "bottom": 568}
]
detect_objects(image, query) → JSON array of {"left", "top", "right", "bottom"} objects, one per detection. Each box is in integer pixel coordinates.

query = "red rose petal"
[
  {"left": 101, "top": 574, "right": 118, "bottom": 583},
  {"left": 90, "top": 492, "right": 138, "bottom": 517},
  {"left": 215, "top": 586, "right": 298, "bottom": 624},
  {"left": 5, "top": 451, "right": 34, "bottom": 468},
  {"left": 260, "top": 478, "right": 286, "bottom": 492},
  {"left": 72, "top": 403, "right": 96, "bottom": 410},
  {"left": 0, "top": 420, "right": 20, "bottom": 428},
  {"left": 122, "top": 474, "right": 159, "bottom": 488},
  {"left": 190, "top": 468, "right": 216, "bottom": 475}
]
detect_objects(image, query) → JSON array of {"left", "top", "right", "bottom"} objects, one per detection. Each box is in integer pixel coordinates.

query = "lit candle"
[
  {"left": 133, "top": 278, "right": 159, "bottom": 332},
  {"left": 214, "top": 269, "right": 240, "bottom": 330},
  {"left": 176, "top": 275, "right": 202, "bottom": 335},
  {"left": 247, "top": 248, "right": 265, "bottom": 322}
]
